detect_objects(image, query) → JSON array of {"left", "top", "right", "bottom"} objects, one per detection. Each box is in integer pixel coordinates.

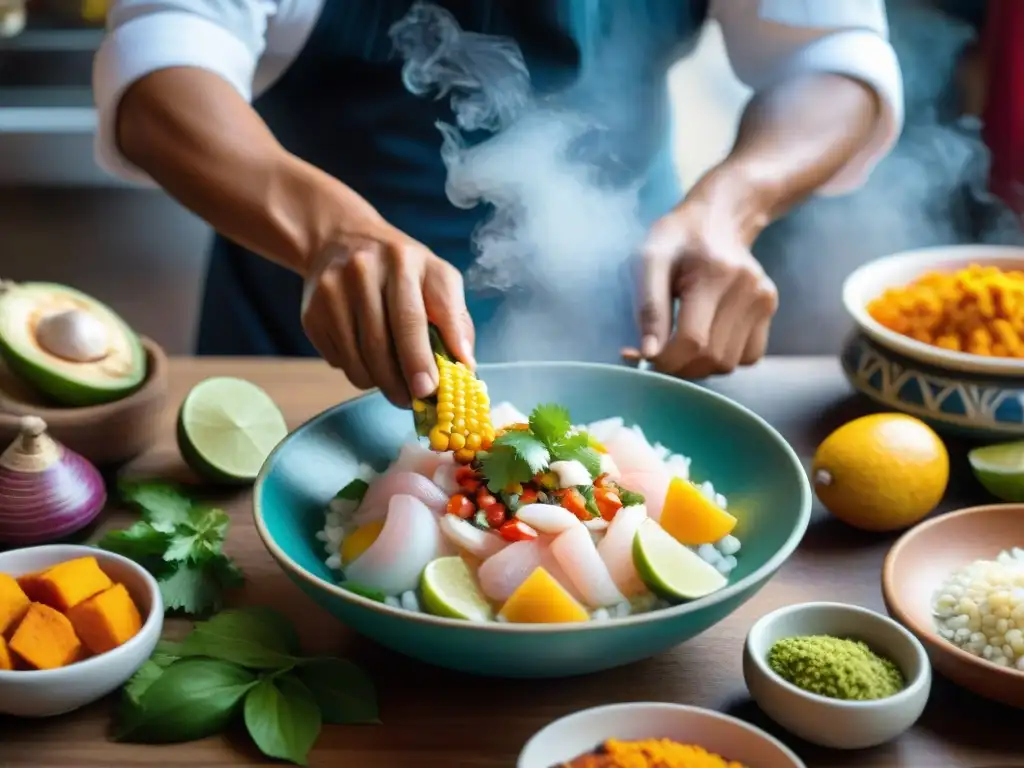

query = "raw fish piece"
[
  {"left": 586, "top": 417, "right": 624, "bottom": 445},
  {"left": 601, "top": 426, "right": 664, "bottom": 476},
  {"left": 389, "top": 441, "right": 453, "bottom": 479},
  {"left": 617, "top": 469, "right": 671, "bottom": 521},
  {"left": 432, "top": 463, "right": 460, "bottom": 495},
  {"left": 598, "top": 453, "right": 621, "bottom": 482},
  {"left": 515, "top": 503, "right": 581, "bottom": 534},
  {"left": 583, "top": 518, "right": 608, "bottom": 532},
  {"left": 490, "top": 402, "right": 528, "bottom": 429},
  {"left": 549, "top": 460, "right": 592, "bottom": 488},
  {"left": 597, "top": 505, "right": 649, "bottom": 597},
  {"left": 477, "top": 540, "right": 544, "bottom": 603},
  {"left": 344, "top": 494, "right": 444, "bottom": 594},
  {"left": 538, "top": 539, "right": 588, "bottom": 605},
  {"left": 439, "top": 514, "right": 508, "bottom": 559},
  {"left": 550, "top": 524, "right": 625, "bottom": 608},
  {"left": 353, "top": 471, "right": 448, "bottom": 525}
]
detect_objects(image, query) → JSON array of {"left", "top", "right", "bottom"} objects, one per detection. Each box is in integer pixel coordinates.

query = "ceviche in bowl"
[{"left": 254, "top": 362, "right": 810, "bottom": 678}]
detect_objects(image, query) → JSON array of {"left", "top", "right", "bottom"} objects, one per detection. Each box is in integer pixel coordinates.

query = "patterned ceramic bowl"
[{"left": 841, "top": 245, "right": 1024, "bottom": 440}]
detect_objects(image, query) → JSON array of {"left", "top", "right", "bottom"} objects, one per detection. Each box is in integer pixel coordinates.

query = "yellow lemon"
[
  {"left": 341, "top": 520, "right": 385, "bottom": 565},
  {"left": 811, "top": 413, "right": 949, "bottom": 532}
]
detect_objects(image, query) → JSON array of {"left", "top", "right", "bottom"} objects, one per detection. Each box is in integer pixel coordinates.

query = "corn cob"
[{"left": 413, "top": 325, "right": 494, "bottom": 464}]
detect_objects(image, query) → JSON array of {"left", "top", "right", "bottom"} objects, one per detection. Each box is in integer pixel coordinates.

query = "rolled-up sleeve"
[
  {"left": 92, "top": 0, "right": 272, "bottom": 184},
  {"left": 712, "top": 0, "right": 904, "bottom": 195}
]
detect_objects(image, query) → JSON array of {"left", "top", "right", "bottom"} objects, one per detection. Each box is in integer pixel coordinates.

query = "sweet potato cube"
[
  {"left": 68, "top": 583, "right": 142, "bottom": 655},
  {"left": 36, "top": 557, "right": 113, "bottom": 612},
  {"left": 0, "top": 573, "right": 31, "bottom": 636},
  {"left": 16, "top": 572, "right": 49, "bottom": 603},
  {"left": 9, "top": 603, "right": 82, "bottom": 670},
  {"left": 0, "top": 636, "right": 13, "bottom": 670}
]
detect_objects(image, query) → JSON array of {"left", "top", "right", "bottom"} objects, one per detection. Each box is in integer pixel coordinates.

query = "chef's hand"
[
  {"left": 301, "top": 220, "right": 475, "bottom": 407},
  {"left": 630, "top": 200, "right": 778, "bottom": 379}
]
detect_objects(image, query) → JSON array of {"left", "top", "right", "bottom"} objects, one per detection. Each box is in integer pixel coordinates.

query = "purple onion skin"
[{"left": 0, "top": 448, "right": 107, "bottom": 546}]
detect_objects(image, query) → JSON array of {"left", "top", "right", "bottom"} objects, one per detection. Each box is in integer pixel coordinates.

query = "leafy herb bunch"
[{"left": 118, "top": 607, "right": 379, "bottom": 766}]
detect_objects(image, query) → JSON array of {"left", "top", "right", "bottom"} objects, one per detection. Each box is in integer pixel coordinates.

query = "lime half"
[
  {"left": 968, "top": 441, "right": 1024, "bottom": 502},
  {"left": 177, "top": 377, "right": 288, "bottom": 484},
  {"left": 633, "top": 518, "right": 727, "bottom": 602},
  {"left": 420, "top": 556, "right": 493, "bottom": 622}
]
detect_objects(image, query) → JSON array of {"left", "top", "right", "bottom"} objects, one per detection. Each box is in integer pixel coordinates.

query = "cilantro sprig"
[{"left": 98, "top": 480, "right": 244, "bottom": 616}]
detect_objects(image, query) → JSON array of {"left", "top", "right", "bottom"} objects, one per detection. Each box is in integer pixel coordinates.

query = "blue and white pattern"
[{"left": 841, "top": 333, "right": 1024, "bottom": 439}]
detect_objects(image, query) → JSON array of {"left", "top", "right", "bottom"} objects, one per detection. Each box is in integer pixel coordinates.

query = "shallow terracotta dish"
[
  {"left": 882, "top": 504, "right": 1024, "bottom": 708},
  {"left": 0, "top": 336, "right": 167, "bottom": 467}
]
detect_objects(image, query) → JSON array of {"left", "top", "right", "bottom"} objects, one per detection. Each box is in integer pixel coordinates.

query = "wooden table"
[{"left": 1, "top": 356, "right": 1020, "bottom": 768}]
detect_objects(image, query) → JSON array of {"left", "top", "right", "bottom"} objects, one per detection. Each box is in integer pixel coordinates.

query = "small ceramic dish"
[
  {"left": 841, "top": 245, "right": 1024, "bottom": 440},
  {"left": 882, "top": 503, "right": 1024, "bottom": 708},
  {"left": 0, "top": 336, "right": 168, "bottom": 467},
  {"left": 743, "top": 601, "right": 932, "bottom": 750},
  {"left": 517, "top": 702, "right": 805, "bottom": 768},
  {"left": 0, "top": 544, "right": 163, "bottom": 717}
]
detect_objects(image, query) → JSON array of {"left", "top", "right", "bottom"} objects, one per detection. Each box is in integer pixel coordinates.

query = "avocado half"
[{"left": 0, "top": 281, "right": 146, "bottom": 406}]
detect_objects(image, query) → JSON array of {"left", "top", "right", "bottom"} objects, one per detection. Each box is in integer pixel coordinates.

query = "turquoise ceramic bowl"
[{"left": 254, "top": 363, "right": 812, "bottom": 678}]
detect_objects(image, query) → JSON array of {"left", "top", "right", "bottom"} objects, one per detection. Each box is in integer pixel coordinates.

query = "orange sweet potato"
[
  {"left": 35, "top": 557, "right": 113, "bottom": 612},
  {"left": 68, "top": 583, "right": 142, "bottom": 655},
  {"left": 0, "top": 573, "right": 30, "bottom": 636},
  {"left": 0, "top": 636, "right": 13, "bottom": 670},
  {"left": 9, "top": 603, "right": 82, "bottom": 670},
  {"left": 16, "top": 572, "right": 49, "bottom": 604}
]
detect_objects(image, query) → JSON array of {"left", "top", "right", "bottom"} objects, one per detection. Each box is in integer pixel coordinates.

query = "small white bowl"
[
  {"left": 517, "top": 702, "right": 805, "bottom": 768},
  {"left": 743, "top": 601, "right": 931, "bottom": 750},
  {"left": 0, "top": 544, "right": 163, "bottom": 717}
]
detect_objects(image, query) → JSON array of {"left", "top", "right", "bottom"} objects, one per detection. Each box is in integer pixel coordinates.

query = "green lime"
[
  {"left": 177, "top": 376, "right": 288, "bottom": 485},
  {"left": 968, "top": 441, "right": 1024, "bottom": 502},
  {"left": 420, "top": 556, "right": 493, "bottom": 621},
  {"left": 632, "top": 518, "right": 727, "bottom": 602}
]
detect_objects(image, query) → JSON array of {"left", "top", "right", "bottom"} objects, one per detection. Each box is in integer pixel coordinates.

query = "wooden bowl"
[
  {"left": 882, "top": 504, "right": 1024, "bottom": 708},
  {"left": 0, "top": 337, "right": 168, "bottom": 467}
]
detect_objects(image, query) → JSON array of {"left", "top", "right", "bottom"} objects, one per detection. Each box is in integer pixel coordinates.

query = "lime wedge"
[
  {"left": 632, "top": 518, "right": 727, "bottom": 602},
  {"left": 177, "top": 376, "right": 288, "bottom": 484},
  {"left": 420, "top": 556, "right": 493, "bottom": 621},
  {"left": 968, "top": 441, "right": 1024, "bottom": 502}
]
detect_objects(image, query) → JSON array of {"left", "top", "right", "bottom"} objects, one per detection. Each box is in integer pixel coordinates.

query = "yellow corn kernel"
[
  {"left": 448, "top": 432, "right": 466, "bottom": 451},
  {"left": 429, "top": 426, "right": 450, "bottom": 452}
]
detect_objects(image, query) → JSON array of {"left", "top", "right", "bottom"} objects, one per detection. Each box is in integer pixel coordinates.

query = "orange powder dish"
[
  {"left": 866, "top": 264, "right": 1024, "bottom": 357},
  {"left": 558, "top": 739, "right": 747, "bottom": 768}
]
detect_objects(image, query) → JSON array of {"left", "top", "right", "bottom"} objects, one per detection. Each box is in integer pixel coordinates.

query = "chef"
[{"left": 93, "top": 0, "right": 903, "bottom": 405}]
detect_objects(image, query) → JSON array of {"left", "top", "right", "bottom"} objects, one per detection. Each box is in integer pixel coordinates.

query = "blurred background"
[{"left": 0, "top": 0, "right": 1015, "bottom": 355}]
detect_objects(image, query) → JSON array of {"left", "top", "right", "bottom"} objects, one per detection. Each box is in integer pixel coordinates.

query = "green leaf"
[
  {"left": 574, "top": 485, "right": 601, "bottom": 518},
  {"left": 552, "top": 442, "right": 603, "bottom": 479},
  {"left": 339, "top": 581, "right": 387, "bottom": 603},
  {"left": 244, "top": 675, "right": 322, "bottom": 766},
  {"left": 154, "top": 639, "right": 185, "bottom": 659},
  {"left": 175, "top": 608, "right": 298, "bottom": 668},
  {"left": 478, "top": 447, "right": 532, "bottom": 493},
  {"left": 295, "top": 658, "right": 380, "bottom": 725},
  {"left": 210, "top": 555, "right": 246, "bottom": 589},
  {"left": 162, "top": 534, "right": 199, "bottom": 563},
  {"left": 334, "top": 479, "right": 369, "bottom": 502},
  {"left": 528, "top": 403, "right": 573, "bottom": 446},
  {"left": 119, "top": 480, "right": 194, "bottom": 532},
  {"left": 493, "top": 431, "right": 549, "bottom": 473},
  {"left": 158, "top": 564, "right": 226, "bottom": 616},
  {"left": 97, "top": 522, "right": 173, "bottom": 561},
  {"left": 618, "top": 487, "right": 645, "bottom": 507},
  {"left": 115, "top": 659, "right": 257, "bottom": 743},
  {"left": 123, "top": 660, "right": 168, "bottom": 705}
]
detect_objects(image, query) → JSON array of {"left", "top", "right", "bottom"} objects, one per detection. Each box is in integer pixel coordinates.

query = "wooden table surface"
[{"left": 1, "top": 356, "right": 1020, "bottom": 768}]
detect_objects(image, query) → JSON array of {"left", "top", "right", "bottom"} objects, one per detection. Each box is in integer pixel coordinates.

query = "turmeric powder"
[
  {"left": 867, "top": 264, "right": 1024, "bottom": 357},
  {"left": 8, "top": 603, "right": 82, "bottom": 670},
  {"left": 560, "top": 739, "right": 746, "bottom": 768}
]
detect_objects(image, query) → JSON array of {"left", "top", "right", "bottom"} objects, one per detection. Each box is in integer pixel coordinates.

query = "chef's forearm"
[
  {"left": 685, "top": 73, "right": 880, "bottom": 242},
  {"left": 116, "top": 67, "right": 380, "bottom": 276}
]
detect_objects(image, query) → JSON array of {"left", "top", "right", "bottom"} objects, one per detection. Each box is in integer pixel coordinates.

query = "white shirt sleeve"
[
  {"left": 710, "top": 0, "right": 904, "bottom": 195},
  {"left": 92, "top": 0, "right": 320, "bottom": 185}
]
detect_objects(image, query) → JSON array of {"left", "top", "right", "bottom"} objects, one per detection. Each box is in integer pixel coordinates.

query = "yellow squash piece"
[
  {"left": 341, "top": 520, "right": 385, "bottom": 565},
  {"left": 0, "top": 636, "right": 13, "bottom": 670},
  {"left": 498, "top": 567, "right": 589, "bottom": 624},
  {"left": 659, "top": 476, "right": 737, "bottom": 546}
]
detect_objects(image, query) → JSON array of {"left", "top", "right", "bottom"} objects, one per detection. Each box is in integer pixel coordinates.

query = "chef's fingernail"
[
  {"left": 641, "top": 335, "right": 659, "bottom": 359},
  {"left": 411, "top": 372, "right": 435, "bottom": 399},
  {"left": 461, "top": 340, "right": 477, "bottom": 368}
]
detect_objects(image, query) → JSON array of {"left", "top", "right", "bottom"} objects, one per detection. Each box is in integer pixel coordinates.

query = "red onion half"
[{"left": 0, "top": 416, "right": 107, "bottom": 545}]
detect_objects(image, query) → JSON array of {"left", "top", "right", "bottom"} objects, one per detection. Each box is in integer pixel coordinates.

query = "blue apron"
[{"left": 195, "top": 0, "right": 709, "bottom": 360}]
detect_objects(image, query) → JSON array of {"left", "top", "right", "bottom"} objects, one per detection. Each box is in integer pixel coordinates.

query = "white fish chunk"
[
  {"left": 389, "top": 441, "right": 453, "bottom": 479},
  {"left": 353, "top": 471, "right": 448, "bottom": 525},
  {"left": 597, "top": 504, "right": 649, "bottom": 597},
  {"left": 490, "top": 402, "right": 529, "bottom": 429},
  {"left": 477, "top": 540, "right": 544, "bottom": 603},
  {"left": 549, "top": 460, "right": 592, "bottom": 489},
  {"left": 515, "top": 503, "right": 581, "bottom": 535},
  {"left": 550, "top": 524, "right": 625, "bottom": 608},
  {"left": 438, "top": 514, "right": 508, "bottom": 560}
]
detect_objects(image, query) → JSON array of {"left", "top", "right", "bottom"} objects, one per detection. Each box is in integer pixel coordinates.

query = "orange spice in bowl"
[
  {"left": 558, "top": 739, "right": 746, "bottom": 768},
  {"left": 867, "top": 263, "right": 1024, "bottom": 357}
]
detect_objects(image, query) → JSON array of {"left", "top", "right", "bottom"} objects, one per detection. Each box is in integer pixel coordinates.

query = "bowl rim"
[
  {"left": 881, "top": 503, "right": 1024, "bottom": 682},
  {"left": 516, "top": 702, "right": 807, "bottom": 767},
  {"left": 745, "top": 601, "right": 932, "bottom": 709},
  {"left": 253, "top": 361, "right": 813, "bottom": 634},
  {"left": 841, "top": 245, "right": 1024, "bottom": 376},
  {"left": 0, "top": 335, "right": 168, "bottom": 424},
  {"left": 0, "top": 544, "right": 164, "bottom": 680}
]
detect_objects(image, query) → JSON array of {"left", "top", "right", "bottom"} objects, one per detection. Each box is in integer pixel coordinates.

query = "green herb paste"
[{"left": 767, "top": 635, "right": 905, "bottom": 701}]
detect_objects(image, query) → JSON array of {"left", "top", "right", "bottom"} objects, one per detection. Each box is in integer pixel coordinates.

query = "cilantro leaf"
[
  {"left": 119, "top": 480, "right": 194, "bottom": 532},
  {"left": 334, "top": 479, "right": 369, "bottom": 502},
  {"left": 551, "top": 435, "right": 603, "bottom": 479},
  {"left": 478, "top": 447, "right": 533, "bottom": 493},
  {"left": 618, "top": 488, "right": 645, "bottom": 507},
  {"left": 492, "top": 431, "right": 549, "bottom": 474},
  {"left": 98, "top": 521, "right": 173, "bottom": 562},
  {"left": 159, "top": 564, "right": 230, "bottom": 616},
  {"left": 528, "top": 404, "right": 573, "bottom": 447},
  {"left": 574, "top": 485, "right": 601, "bottom": 518}
]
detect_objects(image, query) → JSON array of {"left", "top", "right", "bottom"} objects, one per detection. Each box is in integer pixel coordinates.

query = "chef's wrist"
[{"left": 682, "top": 158, "right": 778, "bottom": 246}]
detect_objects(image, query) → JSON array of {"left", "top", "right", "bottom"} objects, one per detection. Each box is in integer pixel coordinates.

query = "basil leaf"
[
  {"left": 175, "top": 608, "right": 299, "bottom": 667},
  {"left": 335, "top": 479, "right": 369, "bottom": 502},
  {"left": 115, "top": 659, "right": 257, "bottom": 743},
  {"left": 295, "top": 657, "right": 380, "bottom": 725},
  {"left": 122, "top": 660, "right": 167, "bottom": 705},
  {"left": 244, "top": 675, "right": 322, "bottom": 766}
]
